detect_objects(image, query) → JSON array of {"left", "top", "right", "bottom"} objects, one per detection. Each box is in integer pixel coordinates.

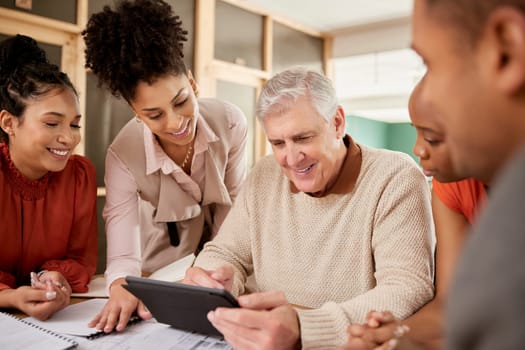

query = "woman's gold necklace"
[{"left": 180, "top": 143, "right": 193, "bottom": 171}]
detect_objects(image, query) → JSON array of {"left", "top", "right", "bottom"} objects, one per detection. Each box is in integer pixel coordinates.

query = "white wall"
[{"left": 332, "top": 16, "right": 411, "bottom": 58}]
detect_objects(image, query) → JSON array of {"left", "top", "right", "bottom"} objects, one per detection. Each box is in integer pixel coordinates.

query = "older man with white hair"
[{"left": 184, "top": 67, "right": 435, "bottom": 349}]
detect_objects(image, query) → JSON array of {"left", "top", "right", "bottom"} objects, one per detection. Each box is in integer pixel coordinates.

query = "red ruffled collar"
[{"left": 1, "top": 141, "right": 52, "bottom": 200}]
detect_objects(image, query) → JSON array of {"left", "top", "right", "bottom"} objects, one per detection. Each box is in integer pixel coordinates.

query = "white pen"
[
  {"left": 29, "top": 271, "right": 44, "bottom": 288},
  {"left": 44, "top": 280, "right": 57, "bottom": 300},
  {"left": 30, "top": 271, "right": 56, "bottom": 300}
]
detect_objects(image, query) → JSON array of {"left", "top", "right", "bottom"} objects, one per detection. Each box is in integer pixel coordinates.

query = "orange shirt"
[
  {"left": 0, "top": 142, "right": 98, "bottom": 292},
  {"left": 432, "top": 178, "right": 487, "bottom": 224}
]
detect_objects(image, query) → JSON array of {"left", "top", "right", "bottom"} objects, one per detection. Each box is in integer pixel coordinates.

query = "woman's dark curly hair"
[
  {"left": 82, "top": 0, "right": 188, "bottom": 102},
  {"left": 0, "top": 34, "right": 77, "bottom": 142}
]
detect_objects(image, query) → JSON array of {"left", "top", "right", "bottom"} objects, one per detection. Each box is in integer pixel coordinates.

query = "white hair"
[{"left": 256, "top": 67, "right": 338, "bottom": 122}]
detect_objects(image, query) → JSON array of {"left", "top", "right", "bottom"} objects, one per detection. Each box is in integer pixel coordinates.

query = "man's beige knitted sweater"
[{"left": 194, "top": 144, "right": 435, "bottom": 349}]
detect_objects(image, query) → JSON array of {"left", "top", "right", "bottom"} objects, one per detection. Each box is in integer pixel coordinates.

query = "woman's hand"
[
  {"left": 1, "top": 284, "right": 70, "bottom": 320},
  {"left": 340, "top": 311, "right": 411, "bottom": 350},
  {"left": 88, "top": 277, "right": 152, "bottom": 333},
  {"left": 33, "top": 271, "right": 72, "bottom": 296}
]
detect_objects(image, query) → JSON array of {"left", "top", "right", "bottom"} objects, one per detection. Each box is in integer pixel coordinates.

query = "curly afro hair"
[{"left": 82, "top": 0, "right": 188, "bottom": 101}]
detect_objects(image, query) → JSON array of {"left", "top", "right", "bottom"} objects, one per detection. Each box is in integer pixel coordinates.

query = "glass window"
[
  {"left": 0, "top": 0, "right": 77, "bottom": 24},
  {"left": 272, "top": 22, "right": 323, "bottom": 74},
  {"left": 216, "top": 80, "right": 257, "bottom": 168},
  {"left": 215, "top": 0, "right": 263, "bottom": 70},
  {"left": 333, "top": 49, "right": 425, "bottom": 123},
  {"left": 84, "top": 72, "right": 134, "bottom": 187},
  {"left": 87, "top": 0, "right": 107, "bottom": 16}
]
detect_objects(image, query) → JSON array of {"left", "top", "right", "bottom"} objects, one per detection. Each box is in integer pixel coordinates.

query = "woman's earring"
[
  {"left": 191, "top": 80, "right": 200, "bottom": 97},
  {"left": 134, "top": 115, "right": 141, "bottom": 123},
  {"left": 188, "top": 70, "right": 199, "bottom": 97}
]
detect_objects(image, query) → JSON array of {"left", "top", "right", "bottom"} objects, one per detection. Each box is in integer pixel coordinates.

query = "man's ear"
[
  {"left": 0, "top": 110, "right": 16, "bottom": 136},
  {"left": 332, "top": 105, "right": 346, "bottom": 139},
  {"left": 486, "top": 7, "right": 525, "bottom": 95}
]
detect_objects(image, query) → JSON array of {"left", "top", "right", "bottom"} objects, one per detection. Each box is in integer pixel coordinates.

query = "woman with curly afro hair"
[{"left": 83, "top": 0, "right": 247, "bottom": 333}]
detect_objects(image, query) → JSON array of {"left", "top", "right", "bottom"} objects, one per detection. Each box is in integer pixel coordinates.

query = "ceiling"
[
  {"left": 242, "top": 0, "right": 420, "bottom": 123},
  {"left": 241, "top": 0, "right": 414, "bottom": 32}
]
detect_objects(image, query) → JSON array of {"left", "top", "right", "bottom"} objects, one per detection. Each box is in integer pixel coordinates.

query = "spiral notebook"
[
  {"left": 23, "top": 298, "right": 141, "bottom": 340},
  {"left": 0, "top": 312, "right": 77, "bottom": 349}
]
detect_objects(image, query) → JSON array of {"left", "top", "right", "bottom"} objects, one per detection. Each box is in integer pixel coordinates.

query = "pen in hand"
[
  {"left": 30, "top": 271, "right": 57, "bottom": 300},
  {"left": 30, "top": 272, "right": 45, "bottom": 288}
]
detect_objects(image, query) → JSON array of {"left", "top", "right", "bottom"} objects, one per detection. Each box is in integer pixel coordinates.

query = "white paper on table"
[
  {"left": 71, "top": 276, "right": 107, "bottom": 298},
  {"left": 71, "top": 319, "right": 232, "bottom": 350},
  {"left": 148, "top": 253, "right": 196, "bottom": 282},
  {"left": 24, "top": 299, "right": 108, "bottom": 337}
]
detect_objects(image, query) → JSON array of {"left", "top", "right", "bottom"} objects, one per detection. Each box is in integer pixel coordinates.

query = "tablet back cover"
[{"left": 123, "top": 277, "right": 238, "bottom": 337}]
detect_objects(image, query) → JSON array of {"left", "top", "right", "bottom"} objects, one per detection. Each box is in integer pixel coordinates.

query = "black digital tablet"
[{"left": 123, "top": 276, "right": 239, "bottom": 337}]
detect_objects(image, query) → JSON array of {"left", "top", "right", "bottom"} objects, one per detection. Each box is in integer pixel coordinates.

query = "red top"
[
  {"left": 432, "top": 178, "right": 487, "bottom": 224},
  {"left": 0, "top": 142, "right": 98, "bottom": 292}
]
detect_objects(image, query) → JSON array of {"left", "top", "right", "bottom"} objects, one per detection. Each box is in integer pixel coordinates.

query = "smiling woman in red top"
[{"left": 0, "top": 34, "right": 98, "bottom": 320}]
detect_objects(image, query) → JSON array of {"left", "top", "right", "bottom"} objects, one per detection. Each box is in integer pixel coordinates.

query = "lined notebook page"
[{"left": 0, "top": 312, "right": 77, "bottom": 350}]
